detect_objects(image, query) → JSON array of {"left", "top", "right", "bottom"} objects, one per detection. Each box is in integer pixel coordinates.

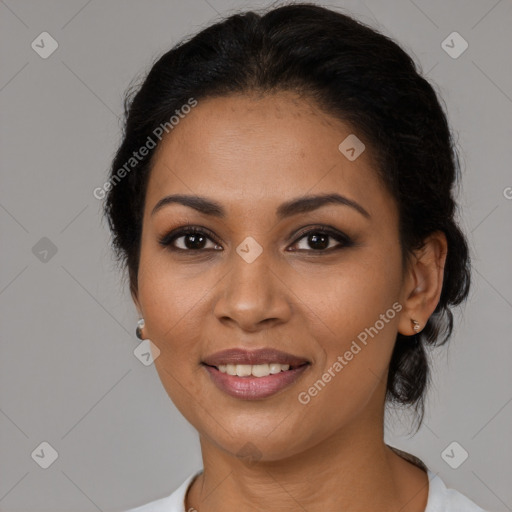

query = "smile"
[
  {"left": 202, "top": 362, "right": 310, "bottom": 400},
  {"left": 216, "top": 362, "right": 298, "bottom": 377}
]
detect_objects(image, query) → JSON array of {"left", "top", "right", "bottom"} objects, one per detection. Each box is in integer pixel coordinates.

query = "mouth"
[
  {"left": 202, "top": 361, "right": 309, "bottom": 377},
  {"left": 201, "top": 347, "right": 311, "bottom": 400},
  {"left": 202, "top": 347, "right": 310, "bottom": 368},
  {"left": 201, "top": 349, "right": 311, "bottom": 399}
]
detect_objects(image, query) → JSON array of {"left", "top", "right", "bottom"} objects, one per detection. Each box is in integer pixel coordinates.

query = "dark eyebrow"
[
  {"left": 151, "top": 193, "right": 370, "bottom": 220},
  {"left": 276, "top": 193, "right": 370, "bottom": 219}
]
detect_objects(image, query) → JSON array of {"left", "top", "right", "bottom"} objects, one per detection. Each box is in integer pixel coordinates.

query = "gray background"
[{"left": 0, "top": 0, "right": 511, "bottom": 510}]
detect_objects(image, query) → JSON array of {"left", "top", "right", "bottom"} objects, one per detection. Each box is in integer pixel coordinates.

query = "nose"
[{"left": 212, "top": 250, "right": 293, "bottom": 333}]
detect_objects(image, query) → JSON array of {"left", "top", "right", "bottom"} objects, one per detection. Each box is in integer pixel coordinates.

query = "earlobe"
[
  {"left": 398, "top": 231, "right": 448, "bottom": 336},
  {"left": 130, "top": 285, "right": 146, "bottom": 339},
  {"left": 135, "top": 318, "right": 145, "bottom": 340}
]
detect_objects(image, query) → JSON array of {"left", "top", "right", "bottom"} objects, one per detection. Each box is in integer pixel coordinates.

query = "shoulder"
[
  {"left": 425, "top": 469, "right": 487, "bottom": 512},
  {"left": 123, "top": 470, "right": 202, "bottom": 512},
  {"left": 387, "top": 444, "right": 487, "bottom": 512}
]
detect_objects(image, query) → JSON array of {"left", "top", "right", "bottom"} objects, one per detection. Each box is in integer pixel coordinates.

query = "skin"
[{"left": 132, "top": 91, "right": 448, "bottom": 512}]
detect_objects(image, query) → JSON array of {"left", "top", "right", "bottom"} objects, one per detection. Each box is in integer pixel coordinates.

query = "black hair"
[{"left": 103, "top": 2, "right": 471, "bottom": 431}]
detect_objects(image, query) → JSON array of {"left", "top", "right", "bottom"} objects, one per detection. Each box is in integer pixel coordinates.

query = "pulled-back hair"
[{"left": 103, "top": 2, "right": 471, "bottom": 430}]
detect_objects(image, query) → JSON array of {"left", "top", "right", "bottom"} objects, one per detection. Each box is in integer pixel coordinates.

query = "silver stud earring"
[
  {"left": 411, "top": 319, "right": 421, "bottom": 333},
  {"left": 136, "top": 318, "right": 145, "bottom": 340}
]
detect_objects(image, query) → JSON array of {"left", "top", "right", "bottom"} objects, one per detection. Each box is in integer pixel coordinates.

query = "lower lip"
[{"left": 202, "top": 364, "right": 310, "bottom": 400}]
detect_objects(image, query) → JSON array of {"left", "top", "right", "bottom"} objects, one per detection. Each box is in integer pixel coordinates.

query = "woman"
[{"left": 104, "top": 3, "right": 485, "bottom": 511}]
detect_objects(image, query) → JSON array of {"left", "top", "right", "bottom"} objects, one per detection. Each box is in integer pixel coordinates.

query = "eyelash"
[{"left": 158, "top": 225, "right": 354, "bottom": 254}]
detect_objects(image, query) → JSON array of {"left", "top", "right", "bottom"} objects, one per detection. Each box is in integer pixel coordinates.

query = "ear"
[{"left": 397, "top": 231, "right": 448, "bottom": 336}]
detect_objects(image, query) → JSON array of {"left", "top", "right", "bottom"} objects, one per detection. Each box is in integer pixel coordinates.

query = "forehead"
[{"left": 144, "top": 92, "right": 393, "bottom": 222}]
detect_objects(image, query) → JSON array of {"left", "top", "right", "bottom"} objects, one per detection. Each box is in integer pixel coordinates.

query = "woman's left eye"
[{"left": 289, "top": 227, "right": 353, "bottom": 252}]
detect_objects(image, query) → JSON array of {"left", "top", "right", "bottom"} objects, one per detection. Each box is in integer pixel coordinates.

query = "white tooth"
[
  {"left": 226, "top": 364, "right": 237, "bottom": 376},
  {"left": 217, "top": 363, "right": 293, "bottom": 376},
  {"left": 236, "top": 364, "right": 252, "bottom": 377},
  {"left": 251, "top": 363, "right": 270, "bottom": 377},
  {"left": 269, "top": 363, "right": 283, "bottom": 374}
]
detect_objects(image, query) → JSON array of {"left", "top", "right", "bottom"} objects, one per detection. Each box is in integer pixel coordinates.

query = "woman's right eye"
[{"left": 158, "top": 227, "right": 222, "bottom": 251}]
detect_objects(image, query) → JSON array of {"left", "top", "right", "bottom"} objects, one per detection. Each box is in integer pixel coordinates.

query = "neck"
[{"left": 186, "top": 406, "right": 429, "bottom": 512}]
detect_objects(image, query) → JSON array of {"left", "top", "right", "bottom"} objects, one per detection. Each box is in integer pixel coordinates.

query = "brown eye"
[
  {"left": 159, "top": 227, "right": 222, "bottom": 251},
  {"left": 289, "top": 227, "right": 353, "bottom": 252}
]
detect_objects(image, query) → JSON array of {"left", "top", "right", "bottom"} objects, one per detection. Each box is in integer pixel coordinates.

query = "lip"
[
  {"left": 202, "top": 348, "right": 310, "bottom": 367},
  {"left": 202, "top": 363, "right": 310, "bottom": 400}
]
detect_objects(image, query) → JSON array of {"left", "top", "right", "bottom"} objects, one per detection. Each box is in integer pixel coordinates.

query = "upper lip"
[{"left": 202, "top": 348, "right": 310, "bottom": 367}]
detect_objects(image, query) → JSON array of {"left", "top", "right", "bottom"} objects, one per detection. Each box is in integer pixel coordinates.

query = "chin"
[{"left": 196, "top": 417, "right": 320, "bottom": 463}]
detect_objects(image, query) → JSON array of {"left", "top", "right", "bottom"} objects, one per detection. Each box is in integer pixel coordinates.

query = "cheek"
[
  {"left": 138, "top": 244, "right": 208, "bottom": 326},
  {"left": 295, "top": 252, "right": 402, "bottom": 400},
  {"left": 140, "top": 278, "right": 207, "bottom": 354},
  {"left": 303, "top": 251, "right": 402, "bottom": 341},
  {"left": 136, "top": 253, "right": 212, "bottom": 386},
  {"left": 138, "top": 264, "right": 212, "bottom": 420}
]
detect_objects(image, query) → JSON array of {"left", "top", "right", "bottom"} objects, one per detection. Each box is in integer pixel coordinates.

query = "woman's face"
[{"left": 134, "top": 91, "right": 415, "bottom": 461}]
